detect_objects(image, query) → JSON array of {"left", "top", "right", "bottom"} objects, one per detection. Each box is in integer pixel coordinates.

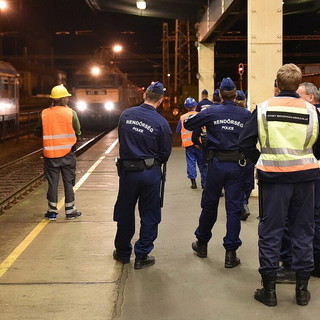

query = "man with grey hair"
[{"left": 297, "top": 82, "right": 320, "bottom": 107}]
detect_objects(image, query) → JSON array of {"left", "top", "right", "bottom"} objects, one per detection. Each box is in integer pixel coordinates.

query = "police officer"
[
  {"left": 34, "top": 84, "right": 82, "bottom": 221},
  {"left": 212, "top": 89, "right": 221, "bottom": 105},
  {"left": 238, "top": 64, "right": 320, "bottom": 307},
  {"left": 235, "top": 89, "right": 253, "bottom": 221},
  {"left": 176, "top": 97, "right": 207, "bottom": 189},
  {"left": 184, "top": 77, "right": 250, "bottom": 268},
  {"left": 196, "top": 89, "right": 214, "bottom": 112},
  {"left": 113, "top": 81, "right": 172, "bottom": 269}
]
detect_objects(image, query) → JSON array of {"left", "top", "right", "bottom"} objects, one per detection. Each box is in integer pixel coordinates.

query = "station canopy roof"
[
  {"left": 85, "top": 0, "right": 320, "bottom": 21},
  {"left": 85, "top": 0, "right": 209, "bottom": 21}
]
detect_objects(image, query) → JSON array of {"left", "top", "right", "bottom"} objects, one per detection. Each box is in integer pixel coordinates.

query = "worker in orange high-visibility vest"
[
  {"left": 176, "top": 97, "right": 207, "bottom": 189},
  {"left": 34, "top": 84, "right": 82, "bottom": 221}
]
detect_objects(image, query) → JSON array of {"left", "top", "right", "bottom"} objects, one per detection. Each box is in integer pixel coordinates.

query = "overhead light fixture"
[{"left": 136, "top": 1, "right": 146, "bottom": 10}]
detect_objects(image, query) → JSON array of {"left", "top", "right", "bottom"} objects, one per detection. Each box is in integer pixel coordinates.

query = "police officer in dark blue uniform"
[
  {"left": 196, "top": 89, "right": 214, "bottom": 112},
  {"left": 235, "top": 89, "right": 254, "bottom": 221},
  {"left": 184, "top": 77, "right": 251, "bottom": 268},
  {"left": 113, "top": 81, "right": 172, "bottom": 269}
]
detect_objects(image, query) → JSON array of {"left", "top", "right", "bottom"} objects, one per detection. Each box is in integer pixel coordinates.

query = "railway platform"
[{"left": 0, "top": 128, "right": 319, "bottom": 320}]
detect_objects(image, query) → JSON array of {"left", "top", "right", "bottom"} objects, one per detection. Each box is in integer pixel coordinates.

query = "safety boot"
[
  {"left": 240, "top": 204, "right": 250, "bottom": 221},
  {"left": 190, "top": 178, "right": 197, "bottom": 189},
  {"left": 296, "top": 274, "right": 311, "bottom": 306},
  {"left": 192, "top": 240, "right": 207, "bottom": 258},
  {"left": 254, "top": 275, "right": 277, "bottom": 307},
  {"left": 225, "top": 250, "right": 240, "bottom": 268}
]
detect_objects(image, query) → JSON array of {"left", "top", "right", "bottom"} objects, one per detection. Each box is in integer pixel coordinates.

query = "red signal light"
[{"left": 238, "top": 63, "right": 244, "bottom": 75}]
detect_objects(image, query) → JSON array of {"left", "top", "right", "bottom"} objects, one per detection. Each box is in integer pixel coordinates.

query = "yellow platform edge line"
[{"left": 0, "top": 138, "right": 118, "bottom": 279}]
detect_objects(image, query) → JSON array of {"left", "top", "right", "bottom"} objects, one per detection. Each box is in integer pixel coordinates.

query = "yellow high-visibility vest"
[
  {"left": 256, "top": 96, "right": 319, "bottom": 173},
  {"left": 42, "top": 106, "right": 77, "bottom": 158}
]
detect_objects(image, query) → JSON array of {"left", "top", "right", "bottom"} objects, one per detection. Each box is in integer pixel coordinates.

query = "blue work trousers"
[
  {"left": 280, "top": 178, "right": 320, "bottom": 265},
  {"left": 258, "top": 181, "right": 315, "bottom": 277},
  {"left": 113, "top": 166, "right": 162, "bottom": 260},
  {"left": 185, "top": 145, "right": 207, "bottom": 188},
  {"left": 195, "top": 157, "right": 245, "bottom": 250}
]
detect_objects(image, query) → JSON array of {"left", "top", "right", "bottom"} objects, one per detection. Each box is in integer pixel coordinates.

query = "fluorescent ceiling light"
[{"left": 136, "top": 1, "right": 146, "bottom": 10}]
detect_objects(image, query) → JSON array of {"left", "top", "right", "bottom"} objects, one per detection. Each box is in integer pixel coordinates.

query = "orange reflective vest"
[
  {"left": 180, "top": 111, "right": 197, "bottom": 147},
  {"left": 256, "top": 96, "right": 319, "bottom": 173},
  {"left": 42, "top": 106, "right": 77, "bottom": 158}
]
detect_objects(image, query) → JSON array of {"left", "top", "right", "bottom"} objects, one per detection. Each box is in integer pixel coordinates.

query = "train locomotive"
[
  {"left": 71, "top": 62, "right": 143, "bottom": 129},
  {"left": 0, "top": 60, "right": 19, "bottom": 127}
]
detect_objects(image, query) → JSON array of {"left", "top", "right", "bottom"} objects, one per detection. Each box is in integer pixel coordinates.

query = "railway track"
[{"left": 0, "top": 131, "right": 107, "bottom": 214}]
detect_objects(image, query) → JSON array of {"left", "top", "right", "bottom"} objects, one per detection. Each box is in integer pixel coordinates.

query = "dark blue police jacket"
[
  {"left": 184, "top": 100, "right": 251, "bottom": 151},
  {"left": 118, "top": 103, "right": 172, "bottom": 162},
  {"left": 196, "top": 99, "right": 214, "bottom": 112}
]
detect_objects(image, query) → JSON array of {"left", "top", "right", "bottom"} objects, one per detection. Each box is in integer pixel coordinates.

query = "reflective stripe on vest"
[
  {"left": 256, "top": 97, "right": 319, "bottom": 173},
  {"left": 180, "top": 111, "right": 197, "bottom": 147},
  {"left": 42, "top": 106, "right": 77, "bottom": 158}
]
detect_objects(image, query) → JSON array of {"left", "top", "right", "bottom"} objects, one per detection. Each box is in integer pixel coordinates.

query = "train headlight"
[
  {"left": 104, "top": 101, "right": 114, "bottom": 111},
  {"left": 76, "top": 101, "right": 87, "bottom": 111}
]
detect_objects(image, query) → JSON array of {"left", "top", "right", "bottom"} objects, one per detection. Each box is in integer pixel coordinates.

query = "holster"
[
  {"left": 215, "top": 150, "right": 240, "bottom": 162},
  {"left": 115, "top": 158, "right": 162, "bottom": 175},
  {"left": 122, "top": 160, "right": 145, "bottom": 172}
]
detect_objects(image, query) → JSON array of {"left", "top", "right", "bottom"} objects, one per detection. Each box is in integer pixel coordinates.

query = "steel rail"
[{"left": 0, "top": 131, "right": 107, "bottom": 214}]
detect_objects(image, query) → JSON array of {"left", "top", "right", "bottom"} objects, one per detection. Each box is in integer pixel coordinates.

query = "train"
[
  {"left": 70, "top": 62, "right": 143, "bottom": 129},
  {"left": 0, "top": 60, "right": 19, "bottom": 127}
]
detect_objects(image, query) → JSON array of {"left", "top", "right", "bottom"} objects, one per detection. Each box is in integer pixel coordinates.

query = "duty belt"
[
  {"left": 208, "top": 150, "right": 247, "bottom": 167},
  {"left": 116, "top": 158, "right": 162, "bottom": 173}
]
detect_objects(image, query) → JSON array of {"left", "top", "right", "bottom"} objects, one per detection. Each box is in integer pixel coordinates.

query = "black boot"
[
  {"left": 240, "top": 204, "right": 250, "bottom": 221},
  {"left": 190, "top": 179, "right": 197, "bottom": 189},
  {"left": 254, "top": 275, "right": 277, "bottom": 307},
  {"left": 296, "top": 274, "right": 311, "bottom": 306},
  {"left": 134, "top": 256, "right": 155, "bottom": 269},
  {"left": 192, "top": 240, "right": 207, "bottom": 258},
  {"left": 276, "top": 264, "right": 296, "bottom": 284},
  {"left": 225, "top": 250, "right": 240, "bottom": 268}
]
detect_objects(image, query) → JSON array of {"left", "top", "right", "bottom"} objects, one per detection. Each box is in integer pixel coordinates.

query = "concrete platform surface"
[{"left": 0, "top": 129, "right": 319, "bottom": 319}]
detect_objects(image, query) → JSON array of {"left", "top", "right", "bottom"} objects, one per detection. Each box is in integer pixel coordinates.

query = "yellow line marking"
[{"left": 0, "top": 138, "right": 119, "bottom": 279}]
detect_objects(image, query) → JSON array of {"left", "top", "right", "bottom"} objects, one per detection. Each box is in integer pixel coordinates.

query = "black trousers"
[{"left": 258, "top": 180, "right": 315, "bottom": 277}]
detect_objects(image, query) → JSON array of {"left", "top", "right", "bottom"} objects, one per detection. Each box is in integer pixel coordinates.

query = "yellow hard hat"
[{"left": 50, "top": 84, "right": 72, "bottom": 99}]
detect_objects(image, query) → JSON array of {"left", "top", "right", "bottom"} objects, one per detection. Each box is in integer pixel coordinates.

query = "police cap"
[
  {"left": 213, "top": 89, "right": 220, "bottom": 97},
  {"left": 147, "top": 81, "right": 165, "bottom": 95},
  {"left": 220, "top": 77, "right": 236, "bottom": 91},
  {"left": 236, "top": 90, "right": 246, "bottom": 101}
]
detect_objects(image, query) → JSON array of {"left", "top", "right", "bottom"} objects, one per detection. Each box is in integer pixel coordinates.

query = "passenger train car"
[
  {"left": 0, "top": 60, "right": 19, "bottom": 127},
  {"left": 71, "top": 62, "right": 143, "bottom": 128}
]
